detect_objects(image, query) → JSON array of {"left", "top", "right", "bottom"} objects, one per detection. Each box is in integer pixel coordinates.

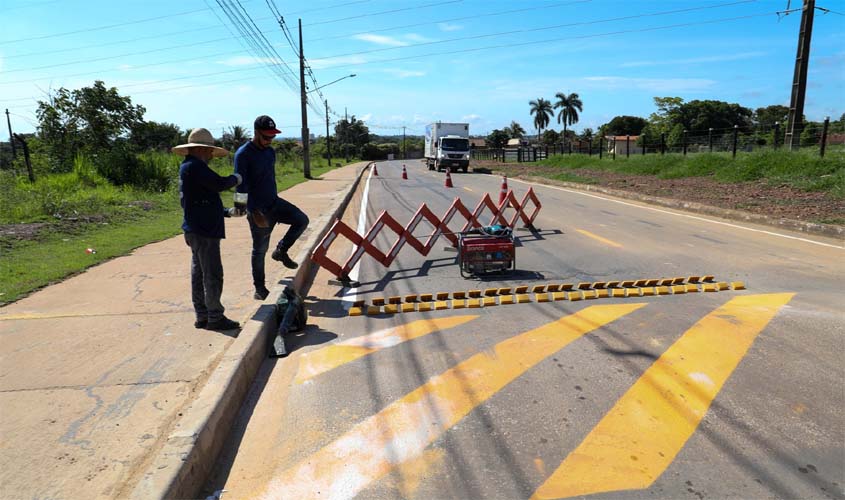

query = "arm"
[
  {"left": 195, "top": 164, "right": 241, "bottom": 193},
  {"left": 233, "top": 148, "right": 249, "bottom": 194}
]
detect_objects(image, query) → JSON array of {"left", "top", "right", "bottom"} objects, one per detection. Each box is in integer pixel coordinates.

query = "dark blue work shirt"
[
  {"left": 234, "top": 141, "right": 278, "bottom": 212},
  {"left": 179, "top": 155, "right": 239, "bottom": 239}
]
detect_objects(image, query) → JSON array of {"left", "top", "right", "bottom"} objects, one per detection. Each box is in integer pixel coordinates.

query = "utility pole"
[
  {"left": 325, "top": 100, "right": 331, "bottom": 168},
  {"left": 298, "top": 19, "right": 311, "bottom": 178},
  {"left": 344, "top": 107, "right": 349, "bottom": 163},
  {"left": 5, "top": 109, "right": 16, "bottom": 159},
  {"left": 402, "top": 126, "right": 406, "bottom": 159},
  {"left": 785, "top": 0, "right": 815, "bottom": 150}
]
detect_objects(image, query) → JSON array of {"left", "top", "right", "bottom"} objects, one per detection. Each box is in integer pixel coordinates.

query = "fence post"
[
  {"left": 599, "top": 137, "right": 603, "bottom": 159},
  {"left": 588, "top": 138, "right": 592, "bottom": 157},
  {"left": 774, "top": 122, "right": 780, "bottom": 149},
  {"left": 12, "top": 134, "right": 35, "bottom": 183},
  {"left": 732, "top": 125, "right": 738, "bottom": 158},
  {"left": 626, "top": 135, "right": 630, "bottom": 158},
  {"left": 708, "top": 128, "right": 714, "bottom": 152},
  {"left": 545, "top": 145, "right": 548, "bottom": 159},
  {"left": 660, "top": 133, "right": 666, "bottom": 155},
  {"left": 612, "top": 139, "right": 616, "bottom": 160},
  {"left": 820, "top": 116, "right": 830, "bottom": 158},
  {"left": 642, "top": 138, "right": 646, "bottom": 156},
  {"left": 683, "top": 130, "right": 688, "bottom": 156}
]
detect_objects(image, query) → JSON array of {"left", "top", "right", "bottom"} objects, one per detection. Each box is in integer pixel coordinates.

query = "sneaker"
[
  {"left": 254, "top": 286, "right": 270, "bottom": 300},
  {"left": 194, "top": 319, "right": 208, "bottom": 329},
  {"left": 271, "top": 248, "right": 299, "bottom": 269},
  {"left": 206, "top": 316, "right": 240, "bottom": 331}
]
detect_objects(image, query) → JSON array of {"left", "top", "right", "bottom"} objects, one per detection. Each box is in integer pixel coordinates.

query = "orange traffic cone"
[
  {"left": 444, "top": 167, "right": 453, "bottom": 188},
  {"left": 402, "top": 164, "right": 408, "bottom": 180},
  {"left": 499, "top": 175, "right": 508, "bottom": 205},
  {"left": 372, "top": 163, "right": 379, "bottom": 176}
]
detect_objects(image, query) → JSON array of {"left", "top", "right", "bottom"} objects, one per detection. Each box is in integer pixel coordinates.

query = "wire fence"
[{"left": 473, "top": 119, "right": 844, "bottom": 163}]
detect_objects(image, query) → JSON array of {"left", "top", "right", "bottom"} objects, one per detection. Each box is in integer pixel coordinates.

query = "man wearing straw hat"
[{"left": 174, "top": 128, "right": 244, "bottom": 331}]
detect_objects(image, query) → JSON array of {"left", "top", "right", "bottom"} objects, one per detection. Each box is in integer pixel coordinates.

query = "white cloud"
[
  {"left": 117, "top": 64, "right": 133, "bottom": 71},
  {"left": 620, "top": 52, "right": 766, "bottom": 68},
  {"left": 307, "top": 55, "right": 367, "bottom": 69},
  {"left": 582, "top": 76, "right": 716, "bottom": 93},
  {"left": 438, "top": 23, "right": 462, "bottom": 32},
  {"left": 352, "top": 34, "right": 408, "bottom": 47},
  {"left": 462, "top": 114, "right": 481, "bottom": 121},
  {"left": 360, "top": 113, "right": 373, "bottom": 121},
  {"left": 383, "top": 68, "right": 426, "bottom": 78}
]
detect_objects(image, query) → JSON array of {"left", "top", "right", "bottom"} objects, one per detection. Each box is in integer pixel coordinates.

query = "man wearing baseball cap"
[{"left": 234, "top": 115, "right": 310, "bottom": 300}]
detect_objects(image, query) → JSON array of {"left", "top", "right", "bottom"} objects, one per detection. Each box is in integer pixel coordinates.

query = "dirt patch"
[{"left": 478, "top": 160, "right": 845, "bottom": 226}]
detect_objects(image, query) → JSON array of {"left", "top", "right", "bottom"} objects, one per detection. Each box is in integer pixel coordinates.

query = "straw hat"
[{"left": 171, "top": 128, "right": 229, "bottom": 157}]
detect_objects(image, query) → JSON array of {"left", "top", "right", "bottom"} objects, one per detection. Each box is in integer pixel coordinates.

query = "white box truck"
[{"left": 424, "top": 122, "right": 471, "bottom": 173}]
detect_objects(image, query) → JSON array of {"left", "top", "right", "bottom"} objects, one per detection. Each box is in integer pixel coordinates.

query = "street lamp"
[
  {"left": 306, "top": 74, "right": 356, "bottom": 170},
  {"left": 307, "top": 74, "right": 356, "bottom": 94}
]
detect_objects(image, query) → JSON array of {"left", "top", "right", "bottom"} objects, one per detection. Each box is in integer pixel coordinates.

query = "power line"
[
  {"left": 306, "top": 0, "right": 591, "bottom": 43},
  {"left": 0, "top": 6, "right": 219, "bottom": 45},
  {"left": 310, "top": 11, "right": 785, "bottom": 70},
  {"left": 309, "top": 0, "right": 758, "bottom": 62},
  {"left": 305, "top": 0, "right": 463, "bottom": 27}
]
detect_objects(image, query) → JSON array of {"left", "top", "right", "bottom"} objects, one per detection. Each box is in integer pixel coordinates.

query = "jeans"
[
  {"left": 248, "top": 197, "right": 309, "bottom": 288},
  {"left": 184, "top": 232, "right": 225, "bottom": 322}
]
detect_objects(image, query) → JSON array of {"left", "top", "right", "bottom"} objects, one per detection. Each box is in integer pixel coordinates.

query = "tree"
[
  {"left": 753, "top": 105, "right": 790, "bottom": 132},
  {"left": 504, "top": 121, "right": 525, "bottom": 139},
  {"left": 679, "top": 99, "right": 753, "bottom": 133},
  {"left": 129, "top": 121, "right": 183, "bottom": 151},
  {"left": 529, "top": 97, "right": 554, "bottom": 143},
  {"left": 541, "top": 129, "right": 559, "bottom": 145},
  {"left": 554, "top": 91, "right": 583, "bottom": 144},
  {"left": 486, "top": 129, "right": 509, "bottom": 148},
  {"left": 334, "top": 115, "right": 370, "bottom": 158},
  {"left": 36, "top": 81, "right": 145, "bottom": 172},
  {"left": 603, "top": 115, "right": 647, "bottom": 136},
  {"left": 580, "top": 127, "right": 593, "bottom": 140},
  {"left": 220, "top": 125, "right": 251, "bottom": 152}
]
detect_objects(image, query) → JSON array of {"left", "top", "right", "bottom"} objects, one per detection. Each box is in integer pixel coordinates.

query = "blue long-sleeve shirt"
[
  {"left": 179, "top": 155, "right": 240, "bottom": 238},
  {"left": 234, "top": 141, "right": 278, "bottom": 212}
]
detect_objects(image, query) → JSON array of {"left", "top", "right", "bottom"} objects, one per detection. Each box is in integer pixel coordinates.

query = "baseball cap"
[{"left": 254, "top": 115, "right": 281, "bottom": 134}]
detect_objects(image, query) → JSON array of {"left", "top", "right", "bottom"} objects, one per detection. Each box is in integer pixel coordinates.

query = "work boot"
[
  {"left": 271, "top": 247, "right": 298, "bottom": 269},
  {"left": 254, "top": 285, "right": 270, "bottom": 300},
  {"left": 206, "top": 316, "right": 240, "bottom": 331},
  {"left": 194, "top": 318, "right": 208, "bottom": 329}
]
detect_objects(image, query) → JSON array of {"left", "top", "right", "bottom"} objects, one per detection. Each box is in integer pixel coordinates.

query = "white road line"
[
  {"left": 509, "top": 178, "right": 844, "bottom": 249},
  {"left": 342, "top": 167, "right": 374, "bottom": 310}
]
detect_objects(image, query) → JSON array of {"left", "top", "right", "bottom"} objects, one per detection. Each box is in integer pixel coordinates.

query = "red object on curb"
[
  {"left": 499, "top": 175, "right": 508, "bottom": 205},
  {"left": 402, "top": 164, "right": 408, "bottom": 180},
  {"left": 372, "top": 163, "right": 379, "bottom": 176},
  {"left": 85, "top": 248, "right": 96, "bottom": 254},
  {"left": 444, "top": 168, "right": 453, "bottom": 188}
]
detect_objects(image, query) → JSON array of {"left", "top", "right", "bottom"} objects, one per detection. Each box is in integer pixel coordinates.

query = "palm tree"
[
  {"left": 529, "top": 98, "right": 554, "bottom": 144},
  {"left": 554, "top": 92, "right": 583, "bottom": 147},
  {"left": 506, "top": 120, "right": 525, "bottom": 139}
]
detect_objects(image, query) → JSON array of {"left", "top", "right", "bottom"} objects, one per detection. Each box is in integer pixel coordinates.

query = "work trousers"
[
  {"left": 184, "top": 232, "right": 225, "bottom": 322},
  {"left": 248, "top": 196, "right": 309, "bottom": 288}
]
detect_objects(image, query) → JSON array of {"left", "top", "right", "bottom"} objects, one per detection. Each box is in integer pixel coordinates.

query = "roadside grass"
[
  {"left": 535, "top": 148, "right": 845, "bottom": 197},
  {"left": 0, "top": 156, "right": 343, "bottom": 305}
]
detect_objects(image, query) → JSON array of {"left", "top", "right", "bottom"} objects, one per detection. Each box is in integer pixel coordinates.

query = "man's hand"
[{"left": 226, "top": 207, "right": 247, "bottom": 217}]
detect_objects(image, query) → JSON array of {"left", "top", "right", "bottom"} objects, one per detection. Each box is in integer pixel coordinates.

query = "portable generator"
[{"left": 457, "top": 225, "right": 515, "bottom": 278}]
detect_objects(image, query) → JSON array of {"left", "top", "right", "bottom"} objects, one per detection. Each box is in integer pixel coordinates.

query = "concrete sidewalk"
[{"left": 0, "top": 162, "right": 368, "bottom": 499}]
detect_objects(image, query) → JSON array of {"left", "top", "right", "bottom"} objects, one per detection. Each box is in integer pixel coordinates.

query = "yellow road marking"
[
  {"left": 262, "top": 304, "right": 645, "bottom": 500},
  {"left": 463, "top": 187, "right": 474, "bottom": 192},
  {"left": 575, "top": 229, "right": 623, "bottom": 248},
  {"left": 294, "top": 316, "right": 477, "bottom": 384},
  {"left": 531, "top": 293, "right": 794, "bottom": 500}
]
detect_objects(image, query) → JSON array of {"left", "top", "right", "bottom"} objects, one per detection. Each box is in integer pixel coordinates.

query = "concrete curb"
[
  {"left": 518, "top": 175, "right": 844, "bottom": 240},
  {"left": 130, "top": 163, "right": 370, "bottom": 500}
]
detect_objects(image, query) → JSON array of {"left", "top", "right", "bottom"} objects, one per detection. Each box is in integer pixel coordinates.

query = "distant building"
[
  {"left": 469, "top": 138, "right": 486, "bottom": 148},
  {"left": 604, "top": 135, "right": 642, "bottom": 155},
  {"left": 506, "top": 138, "right": 529, "bottom": 147}
]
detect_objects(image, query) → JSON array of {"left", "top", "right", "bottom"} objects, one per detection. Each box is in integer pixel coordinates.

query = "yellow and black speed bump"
[{"left": 348, "top": 276, "right": 747, "bottom": 316}]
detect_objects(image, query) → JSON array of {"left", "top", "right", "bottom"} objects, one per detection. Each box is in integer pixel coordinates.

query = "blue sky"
[{"left": 2, "top": 0, "right": 843, "bottom": 138}]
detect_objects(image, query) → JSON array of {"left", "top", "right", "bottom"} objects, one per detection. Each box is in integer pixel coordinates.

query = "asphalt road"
[{"left": 206, "top": 160, "right": 844, "bottom": 500}]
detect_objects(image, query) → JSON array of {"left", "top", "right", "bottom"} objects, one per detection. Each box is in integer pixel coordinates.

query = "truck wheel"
[{"left": 462, "top": 165, "right": 469, "bottom": 173}]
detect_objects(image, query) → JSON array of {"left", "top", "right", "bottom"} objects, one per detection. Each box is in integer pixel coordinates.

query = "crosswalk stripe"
[
  {"left": 294, "top": 316, "right": 478, "bottom": 384},
  {"left": 531, "top": 293, "right": 795, "bottom": 499},
  {"left": 260, "top": 304, "right": 645, "bottom": 500}
]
